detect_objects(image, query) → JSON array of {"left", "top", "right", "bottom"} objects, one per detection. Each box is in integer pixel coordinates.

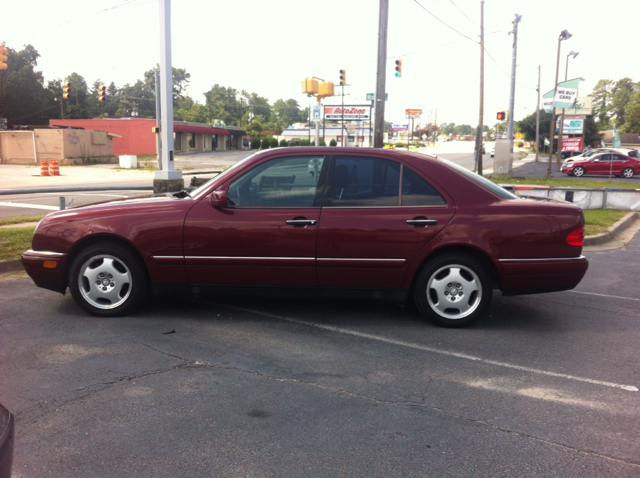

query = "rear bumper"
[
  {"left": 21, "top": 250, "right": 69, "bottom": 294},
  {"left": 498, "top": 256, "right": 588, "bottom": 296}
]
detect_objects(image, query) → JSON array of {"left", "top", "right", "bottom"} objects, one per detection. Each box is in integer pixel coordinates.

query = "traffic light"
[
  {"left": 497, "top": 111, "right": 506, "bottom": 121},
  {"left": 0, "top": 45, "right": 7, "bottom": 70},
  {"left": 395, "top": 59, "right": 402, "bottom": 77},
  {"left": 63, "top": 78, "right": 70, "bottom": 99},
  {"left": 339, "top": 68, "right": 346, "bottom": 86},
  {"left": 98, "top": 82, "right": 106, "bottom": 102}
]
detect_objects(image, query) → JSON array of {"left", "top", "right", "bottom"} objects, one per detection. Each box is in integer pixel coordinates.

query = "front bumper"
[
  {"left": 21, "top": 250, "right": 69, "bottom": 294},
  {"left": 498, "top": 255, "right": 589, "bottom": 295}
]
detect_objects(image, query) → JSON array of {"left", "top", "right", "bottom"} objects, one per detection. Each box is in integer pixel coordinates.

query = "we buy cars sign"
[
  {"left": 562, "top": 137, "right": 583, "bottom": 152},
  {"left": 324, "top": 107, "right": 370, "bottom": 120}
]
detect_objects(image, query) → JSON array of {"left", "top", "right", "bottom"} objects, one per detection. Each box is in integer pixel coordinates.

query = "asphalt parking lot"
[{"left": 1, "top": 233, "right": 639, "bottom": 477}]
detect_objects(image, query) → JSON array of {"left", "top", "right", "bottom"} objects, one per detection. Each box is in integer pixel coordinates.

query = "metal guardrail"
[{"left": 0, "top": 186, "right": 154, "bottom": 196}]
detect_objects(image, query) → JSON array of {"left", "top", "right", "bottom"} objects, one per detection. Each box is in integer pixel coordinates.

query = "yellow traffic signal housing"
[
  {"left": 301, "top": 78, "right": 319, "bottom": 95},
  {"left": 152, "top": 126, "right": 160, "bottom": 133},
  {"left": 63, "top": 78, "right": 71, "bottom": 99},
  {"left": 318, "top": 81, "right": 334, "bottom": 99},
  {"left": 339, "top": 69, "right": 346, "bottom": 86},
  {"left": 0, "top": 45, "right": 7, "bottom": 70},
  {"left": 98, "top": 82, "right": 106, "bottom": 102},
  {"left": 395, "top": 59, "right": 402, "bottom": 77}
]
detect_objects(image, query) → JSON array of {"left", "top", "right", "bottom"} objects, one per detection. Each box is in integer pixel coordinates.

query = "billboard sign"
[
  {"left": 391, "top": 124, "right": 408, "bottom": 131},
  {"left": 556, "top": 118, "right": 584, "bottom": 134},
  {"left": 405, "top": 109, "right": 422, "bottom": 116},
  {"left": 562, "top": 137, "right": 583, "bottom": 152},
  {"left": 324, "top": 106, "right": 370, "bottom": 120}
]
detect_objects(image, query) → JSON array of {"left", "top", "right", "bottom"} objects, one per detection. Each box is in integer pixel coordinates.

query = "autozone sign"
[{"left": 324, "top": 106, "right": 370, "bottom": 120}]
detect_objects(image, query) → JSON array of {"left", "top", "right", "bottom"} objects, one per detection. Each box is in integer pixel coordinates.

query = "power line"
[{"left": 413, "top": 0, "right": 478, "bottom": 44}]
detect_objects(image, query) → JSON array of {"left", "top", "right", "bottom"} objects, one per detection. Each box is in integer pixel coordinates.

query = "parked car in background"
[
  {"left": 23, "top": 147, "right": 588, "bottom": 328},
  {"left": 561, "top": 152, "right": 640, "bottom": 178},
  {"left": 0, "top": 403, "right": 14, "bottom": 478},
  {"left": 562, "top": 147, "right": 639, "bottom": 163},
  {"left": 488, "top": 144, "right": 495, "bottom": 157}
]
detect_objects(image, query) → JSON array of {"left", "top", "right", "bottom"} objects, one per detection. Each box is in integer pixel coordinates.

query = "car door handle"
[
  {"left": 406, "top": 219, "right": 438, "bottom": 226},
  {"left": 286, "top": 219, "right": 317, "bottom": 226}
]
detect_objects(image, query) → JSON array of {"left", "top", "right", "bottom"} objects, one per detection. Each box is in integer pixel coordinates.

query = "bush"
[
  {"left": 250, "top": 137, "right": 261, "bottom": 149},
  {"left": 396, "top": 142, "right": 406, "bottom": 148},
  {"left": 320, "top": 140, "right": 327, "bottom": 146},
  {"left": 279, "top": 139, "right": 288, "bottom": 147},
  {"left": 300, "top": 139, "right": 311, "bottom": 146},
  {"left": 270, "top": 137, "right": 279, "bottom": 148},
  {"left": 289, "top": 141, "right": 297, "bottom": 146},
  {"left": 261, "top": 138, "right": 270, "bottom": 149},
  {"left": 329, "top": 139, "right": 337, "bottom": 146}
]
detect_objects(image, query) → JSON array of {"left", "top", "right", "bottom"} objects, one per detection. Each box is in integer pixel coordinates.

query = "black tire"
[
  {"left": 572, "top": 166, "right": 585, "bottom": 177},
  {"left": 69, "top": 242, "right": 149, "bottom": 317},
  {"left": 413, "top": 253, "right": 492, "bottom": 328},
  {"left": 622, "top": 167, "right": 634, "bottom": 178}
]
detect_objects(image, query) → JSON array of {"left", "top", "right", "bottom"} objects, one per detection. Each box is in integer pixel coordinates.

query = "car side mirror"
[
  {"left": 210, "top": 190, "right": 228, "bottom": 208},
  {"left": 592, "top": 158, "right": 599, "bottom": 162}
]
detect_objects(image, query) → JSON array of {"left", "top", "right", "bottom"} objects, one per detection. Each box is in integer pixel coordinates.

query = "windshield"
[
  {"left": 190, "top": 152, "right": 259, "bottom": 199},
  {"left": 436, "top": 157, "right": 518, "bottom": 199}
]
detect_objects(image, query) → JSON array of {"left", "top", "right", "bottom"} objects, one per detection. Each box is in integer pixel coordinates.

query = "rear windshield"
[{"left": 436, "top": 157, "right": 518, "bottom": 199}]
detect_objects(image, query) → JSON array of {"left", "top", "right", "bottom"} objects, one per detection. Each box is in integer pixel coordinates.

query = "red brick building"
[{"left": 50, "top": 118, "right": 246, "bottom": 156}]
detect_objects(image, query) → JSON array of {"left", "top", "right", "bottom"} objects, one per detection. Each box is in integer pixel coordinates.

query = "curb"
[
  {"left": 583, "top": 211, "right": 638, "bottom": 246},
  {"left": 0, "top": 258, "right": 24, "bottom": 273},
  {"left": 2, "top": 213, "right": 637, "bottom": 275}
]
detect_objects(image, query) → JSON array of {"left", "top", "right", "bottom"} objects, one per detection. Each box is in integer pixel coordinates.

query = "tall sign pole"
[
  {"left": 154, "top": 0, "right": 183, "bottom": 193},
  {"left": 474, "top": 1, "right": 485, "bottom": 174},
  {"left": 154, "top": 68, "right": 162, "bottom": 170},
  {"left": 506, "top": 14, "right": 522, "bottom": 173},
  {"left": 373, "top": 0, "right": 389, "bottom": 148}
]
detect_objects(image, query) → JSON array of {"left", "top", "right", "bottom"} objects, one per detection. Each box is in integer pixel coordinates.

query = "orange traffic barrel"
[
  {"left": 49, "top": 160, "right": 60, "bottom": 176},
  {"left": 40, "top": 160, "right": 49, "bottom": 176}
]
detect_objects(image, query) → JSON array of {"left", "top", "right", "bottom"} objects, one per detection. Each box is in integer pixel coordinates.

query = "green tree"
[
  {"left": 610, "top": 77, "right": 637, "bottom": 128},
  {"left": 589, "top": 79, "right": 614, "bottom": 129},
  {"left": 516, "top": 110, "right": 551, "bottom": 151},
  {"left": 0, "top": 45, "right": 56, "bottom": 126},
  {"left": 621, "top": 89, "right": 640, "bottom": 134},
  {"left": 204, "top": 84, "right": 240, "bottom": 125}
]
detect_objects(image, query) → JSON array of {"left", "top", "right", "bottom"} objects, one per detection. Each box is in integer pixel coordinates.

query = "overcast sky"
[{"left": 4, "top": 0, "right": 639, "bottom": 128}]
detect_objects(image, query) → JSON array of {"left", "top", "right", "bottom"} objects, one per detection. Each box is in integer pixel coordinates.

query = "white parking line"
[
  {"left": 225, "top": 305, "right": 638, "bottom": 393},
  {"left": 569, "top": 290, "right": 640, "bottom": 301},
  {"left": 0, "top": 201, "right": 59, "bottom": 211}
]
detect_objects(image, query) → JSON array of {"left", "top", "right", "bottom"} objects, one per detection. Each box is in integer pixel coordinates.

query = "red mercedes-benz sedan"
[
  {"left": 22, "top": 147, "right": 588, "bottom": 327},
  {"left": 561, "top": 152, "right": 640, "bottom": 178}
]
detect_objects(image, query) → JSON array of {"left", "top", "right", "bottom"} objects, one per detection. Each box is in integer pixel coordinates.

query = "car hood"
[{"left": 68, "top": 192, "right": 182, "bottom": 210}]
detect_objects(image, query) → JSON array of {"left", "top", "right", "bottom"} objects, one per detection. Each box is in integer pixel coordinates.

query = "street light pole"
[
  {"left": 506, "top": 13, "right": 522, "bottom": 169},
  {"left": 546, "top": 29, "right": 572, "bottom": 179}
]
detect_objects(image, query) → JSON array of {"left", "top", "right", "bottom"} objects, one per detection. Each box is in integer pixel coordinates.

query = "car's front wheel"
[
  {"left": 622, "top": 167, "right": 635, "bottom": 178},
  {"left": 69, "top": 242, "right": 149, "bottom": 317},
  {"left": 572, "top": 166, "right": 585, "bottom": 177},
  {"left": 413, "top": 253, "right": 492, "bottom": 328}
]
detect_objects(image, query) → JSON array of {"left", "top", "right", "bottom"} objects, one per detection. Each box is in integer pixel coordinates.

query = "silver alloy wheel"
[
  {"left": 622, "top": 167, "right": 634, "bottom": 178},
  {"left": 77, "top": 254, "right": 132, "bottom": 310},
  {"left": 573, "top": 166, "right": 585, "bottom": 177},
  {"left": 426, "top": 263, "right": 482, "bottom": 320}
]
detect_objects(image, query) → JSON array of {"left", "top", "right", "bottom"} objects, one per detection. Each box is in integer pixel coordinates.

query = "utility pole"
[
  {"left": 535, "top": 65, "right": 540, "bottom": 162},
  {"left": 373, "top": 0, "right": 389, "bottom": 148},
  {"left": 474, "top": 1, "right": 485, "bottom": 174},
  {"left": 154, "top": 68, "right": 162, "bottom": 170},
  {"left": 506, "top": 14, "right": 522, "bottom": 174},
  {"left": 154, "top": 0, "right": 182, "bottom": 193}
]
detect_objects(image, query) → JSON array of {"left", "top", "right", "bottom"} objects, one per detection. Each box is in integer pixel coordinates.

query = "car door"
[
  {"left": 589, "top": 153, "right": 611, "bottom": 175},
  {"left": 316, "top": 154, "right": 456, "bottom": 289},
  {"left": 183, "top": 154, "right": 327, "bottom": 286}
]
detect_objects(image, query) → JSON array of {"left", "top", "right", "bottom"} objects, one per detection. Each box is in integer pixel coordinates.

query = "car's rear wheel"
[
  {"left": 572, "top": 166, "right": 585, "bottom": 177},
  {"left": 69, "top": 242, "right": 148, "bottom": 317},
  {"left": 413, "top": 253, "right": 492, "bottom": 328},
  {"left": 622, "top": 167, "right": 635, "bottom": 178}
]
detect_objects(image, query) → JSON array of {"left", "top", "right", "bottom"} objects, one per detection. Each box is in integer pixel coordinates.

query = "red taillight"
[{"left": 566, "top": 226, "right": 585, "bottom": 246}]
